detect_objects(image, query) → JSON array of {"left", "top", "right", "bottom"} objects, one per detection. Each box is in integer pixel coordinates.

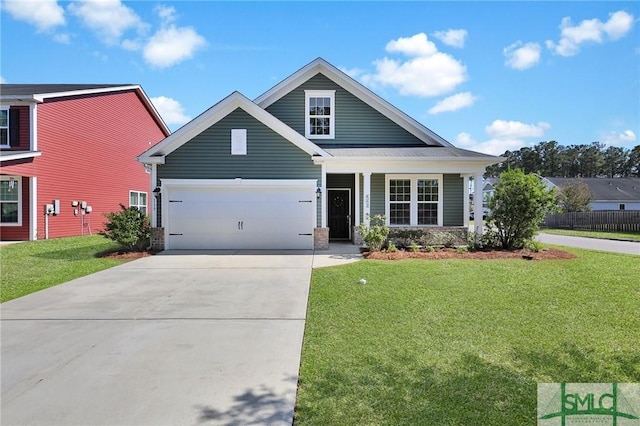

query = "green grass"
[
  {"left": 295, "top": 249, "right": 640, "bottom": 425},
  {"left": 1, "top": 236, "right": 128, "bottom": 302},
  {"left": 540, "top": 228, "right": 640, "bottom": 242}
]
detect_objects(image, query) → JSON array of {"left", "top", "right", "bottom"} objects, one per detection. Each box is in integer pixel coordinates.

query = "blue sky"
[{"left": 1, "top": 1, "right": 638, "bottom": 155}]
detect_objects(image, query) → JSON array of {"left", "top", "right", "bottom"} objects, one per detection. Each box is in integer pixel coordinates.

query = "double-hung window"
[
  {"left": 1, "top": 176, "right": 21, "bottom": 225},
  {"left": 386, "top": 175, "right": 442, "bottom": 226},
  {"left": 129, "top": 190, "right": 148, "bottom": 215},
  {"left": 305, "top": 90, "right": 335, "bottom": 139},
  {"left": 0, "top": 107, "right": 9, "bottom": 147}
]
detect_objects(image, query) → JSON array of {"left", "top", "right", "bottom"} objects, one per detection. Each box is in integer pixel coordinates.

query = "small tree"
[
  {"left": 558, "top": 181, "right": 592, "bottom": 212},
  {"left": 358, "top": 214, "right": 389, "bottom": 252},
  {"left": 100, "top": 204, "right": 150, "bottom": 251},
  {"left": 487, "top": 170, "right": 556, "bottom": 249}
]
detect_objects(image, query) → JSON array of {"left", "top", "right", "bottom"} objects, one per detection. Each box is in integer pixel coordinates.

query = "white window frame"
[
  {"left": 1, "top": 175, "right": 22, "bottom": 226},
  {"left": 129, "top": 190, "right": 148, "bottom": 215},
  {"left": 231, "top": 128, "right": 247, "bottom": 155},
  {"left": 304, "top": 90, "right": 335, "bottom": 139},
  {"left": 385, "top": 174, "right": 443, "bottom": 227},
  {"left": 0, "top": 107, "right": 9, "bottom": 148}
]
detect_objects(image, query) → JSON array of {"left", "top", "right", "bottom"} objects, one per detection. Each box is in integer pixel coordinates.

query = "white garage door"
[{"left": 164, "top": 180, "right": 316, "bottom": 250}]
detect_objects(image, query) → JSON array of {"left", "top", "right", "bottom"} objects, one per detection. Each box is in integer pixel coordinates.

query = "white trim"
[
  {"left": 0, "top": 175, "right": 23, "bottom": 226},
  {"left": 30, "top": 177, "right": 37, "bottom": 240},
  {"left": 363, "top": 172, "right": 371, "bottom": 226},
  {"left": 327, "top": 188, "right": 352, "bottom": 240},
  {"left": 462, "top": 174, "right": 470, "bottom": 229},
  {"left": 385, "top": 174, "right": 443, "bottom": 227},
  {"left": 315, "top": 157, "right": 497, "bottom": 175},
  {"left": 474, "top": 172, "right": 483, "bottom": 237},
  {"left": 254, "top": 58, "right": 453, "bottom": 147},
  {"left": 304, "top": 90, "right": 335, "bottom": 139},
  {"left": 0, "top": 151, "right": 42, "bottom": 162},
  {"left": 30, "top": 103, "right": 37, "bottom": 151},
  {"left": 138, "top": 92, "right": 329, "bottom": 163},
  {"left": 354, "top": 172, "right": 360, "bottom": 226},
  {"left": 150, "top": 163, "right": 158, "bottom": 227},
  {"left": 231, "top": 128, "right": 247, "bottom": 155}
]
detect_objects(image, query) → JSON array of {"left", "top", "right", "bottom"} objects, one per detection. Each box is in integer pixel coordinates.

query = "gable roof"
[
  {"left": 254, "top": 58, "right": 453, "bottom": 148},
  {"left": 138, "top": 91, "right": 329, "bottom": 164},
  {"left": 0, "top": 84, "right": 170, "bottom": 136},
  {"left": 545, "top": 177, "right": 640, "bottom": 202}
]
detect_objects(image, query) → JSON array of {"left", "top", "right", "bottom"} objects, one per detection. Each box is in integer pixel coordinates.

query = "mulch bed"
[
  {"left": 364, "top": 248, "right": 576, "bottom": 261},
  {"left": 100, "top": 249, "right": 160, "bottom": 260}
]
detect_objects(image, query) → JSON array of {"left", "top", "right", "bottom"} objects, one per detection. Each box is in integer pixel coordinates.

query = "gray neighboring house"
[
  {"left": 542, "top": 177, "right": 640, "bottom": 211},
  {"left": 138, "top": 58, "right": 502, "bottom": 250}
]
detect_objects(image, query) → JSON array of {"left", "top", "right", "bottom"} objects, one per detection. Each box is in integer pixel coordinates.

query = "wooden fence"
[{"left": 543, "top": 210, "right": 640, "bottom": 232}]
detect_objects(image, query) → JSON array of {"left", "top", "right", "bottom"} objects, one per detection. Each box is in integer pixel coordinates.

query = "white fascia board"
[
  {"left": 32, "top": 85, "right": 141, "bottom": 102},
  {"left": 138, "top": 91, "right": 329, "bottom": 162},
  {"left": 136, "top": 156, "right": 165, "bottom": 164},
  {"left": 254, "top": 58, "right": 453, "bottom": 147},
  {"left": 0, "top": 98, "right": 39, "bottom": 105},
  {"left": 0, "top": 151, "right": 42, "bottom": 162}
]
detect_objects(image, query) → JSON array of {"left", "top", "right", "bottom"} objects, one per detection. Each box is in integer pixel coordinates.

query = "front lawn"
[
  {"left": 1, "top": 236, "right": 128, "bottom": 302},
  {"left": 540, "top": 228, "right": 640, "bottom": 242},
  {"left": 295, "top": 249, "right": 640, "bottom": 425}
]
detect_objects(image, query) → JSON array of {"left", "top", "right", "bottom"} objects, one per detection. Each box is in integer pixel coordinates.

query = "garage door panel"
[{"left": 166, "top": 182, "right": 315, "bottom": 250}]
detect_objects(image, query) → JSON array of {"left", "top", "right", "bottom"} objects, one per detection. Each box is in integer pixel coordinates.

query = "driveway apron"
[{"left": 1, "top": 250, "right": 313, "bottom": 426}]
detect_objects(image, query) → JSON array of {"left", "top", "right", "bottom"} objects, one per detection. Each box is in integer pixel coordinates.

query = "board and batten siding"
[
  {"left": 266, "top": 74, "right": 425, "bottom": 147},
  {"left": 157, "top": 107, "right": 322, "bottom": 225}
]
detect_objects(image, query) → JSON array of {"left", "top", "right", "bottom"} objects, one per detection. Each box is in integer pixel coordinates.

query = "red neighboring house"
[{"left": 0, "top": 84, "right": 170, "bottom": 241}]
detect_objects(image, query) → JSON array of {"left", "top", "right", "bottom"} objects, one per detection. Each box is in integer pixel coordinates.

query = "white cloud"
[
  {"left": 456, "top": 120, "right": 552, "bottom": 155},
  {"left": 428, "top": 92, "right": 477, "bottom": 114},
  {"left": 362, "top": 33, "right": 467, "bottom": 97},
  {"left": 485, "top": 120, "right": 550, "bottom": 139},
  {"left": 1, "top": 0, "right": 65, "bottom": 32},
  {"left": 338, "top": 67, "right": 365, "bottom": 79},
  {"left": 432, "top": 29, "right": 468, "bottom": 48},
  {"left": 53, "top": 33, "right": 70, "bottom": 44},
  {"left": 385, "top": 33, "right": 438, "bottom": 57},
  {"left": 504, "top": 41, "right": 541, "bottom": 70},
  {"left": 68, "top": 0, "right": 147, "bottom": 45},
  {"left": 143, "top": 25, "right": 206, "bottom": 68},
  {"left": 603, "top": 130, "right": 637, "bottom": 146},
  {"left": 150, "top": 96, "right": 191, "bottom": 126},
  {"left": 155, "top": 5, "right": 176, "bottom": 24},
  {"left": 546, "top": 10, "right": 635, "bottom": 56}
]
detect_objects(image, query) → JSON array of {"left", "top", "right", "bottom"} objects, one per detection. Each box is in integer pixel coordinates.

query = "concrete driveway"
[
  {"left": 1, "top": 250, "right": 314, "bottom": 426},
  {"left": 536, "top": 233, "right": 640, "bottom": 255}
]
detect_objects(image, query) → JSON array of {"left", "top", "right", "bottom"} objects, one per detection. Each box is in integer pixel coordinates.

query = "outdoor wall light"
[
  {"left": 316, "top": 187, "right": 322, "bottom": 199},
  {"left": 153, "top": 187, "right": 161, "bottom": 198}
]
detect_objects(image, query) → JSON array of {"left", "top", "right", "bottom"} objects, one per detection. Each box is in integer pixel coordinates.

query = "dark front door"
[{"left": 328, "top": 189, "right": 350, "bottom": 240}]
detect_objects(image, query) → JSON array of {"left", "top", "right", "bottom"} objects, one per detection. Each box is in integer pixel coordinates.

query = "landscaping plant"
[
  {"left": 487, "top": 169, "right": 556, "bottom": 249},
  {"left": 358, "top": 214, "right": 389, "bottom": 251},
  {"left": 100, "top": 204, "right": 150, "bottom": 251}
]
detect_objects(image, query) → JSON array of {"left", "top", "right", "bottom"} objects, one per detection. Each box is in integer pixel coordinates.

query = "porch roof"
[{"left": 323, "top": 146, "right": 497, "bottom": 159}]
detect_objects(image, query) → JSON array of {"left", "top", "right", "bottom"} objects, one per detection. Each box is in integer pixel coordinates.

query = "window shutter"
[{"left": 9, "top": 109, "right": 19, "bottom": 147}]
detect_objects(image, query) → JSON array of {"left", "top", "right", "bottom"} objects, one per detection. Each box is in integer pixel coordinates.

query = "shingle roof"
[
  {"left": 0, "top": 84, "right": 133, "bottom": 97},
  {"left": 546, "top": 177, "right": 640, "bottom": 201},
  {"left": 323, "top": 146, "right": 497, "bottom": 159}
]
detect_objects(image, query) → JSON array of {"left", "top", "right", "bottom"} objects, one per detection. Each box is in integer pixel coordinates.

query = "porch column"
[
  {"left": 463, "top": 174, "right": 469, "bottom": 229},
  {"left": 30, "top": 176, "right": 37, "bottom": 240},
  {"left": 150, "top": 163, "right": 158, "bottom": 228},
  {"left": 474, "top": 173, "right": 483, "bottom": 238},
  {"left": 321, "top": 163, "right": 327, "bottom": 228},
  {"left": 354, "top": 172, "right": 360, "bottom": 225},
  {"left": 363, "top": 171, "right": 371, "bottom": 226}
]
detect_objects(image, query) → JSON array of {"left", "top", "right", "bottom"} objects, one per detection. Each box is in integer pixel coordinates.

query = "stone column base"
[
  {"left": 352, "top": 226, "right": 364, "bottom": 245},
  {"left": 150, "top": 227, "right": 165, "bottom": 251},
  {"left": 314, "top": 227, "right": 329, "bottom": 250}
]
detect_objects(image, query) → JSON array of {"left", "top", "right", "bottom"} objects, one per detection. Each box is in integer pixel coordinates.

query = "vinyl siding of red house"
[{"left": 1, "top": 89, "right": 167, "bottom": 240}]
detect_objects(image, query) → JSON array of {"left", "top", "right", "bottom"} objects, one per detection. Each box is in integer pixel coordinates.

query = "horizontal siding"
[
  {"left": 443, "top": 174, "right": 464, "bottom": 226},
  {"left": 158, "top": 107, "right": 322, "bottom": 226},
  {"left": 371, "top": 174, "right": 385, "bottom": 217},
  {"left": 26, "top": 91, "right": 166, "bottom": 239},
  {"left": 266, "top": 74, "right": 424, "bottom": 147}
]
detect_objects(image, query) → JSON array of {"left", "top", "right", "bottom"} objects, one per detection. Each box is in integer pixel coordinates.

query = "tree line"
[{"left": 485, "top": 141, "right": 640, "bottom": 178}]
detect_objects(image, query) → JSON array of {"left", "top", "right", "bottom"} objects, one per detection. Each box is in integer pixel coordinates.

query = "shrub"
[
  {"left": 358, "top": 215, "right": 389, "bottom": 252},
  {"left": 100, "top": 204, "right": 150, "bottom": 251},
  {"left": 488, "top": 170, "right": 556, "bottom": 249},
  {"left": 409, "top": 241, "right": 421, "bottom": 253},
  {"left": 386, "top": 241, "right": 398, "bottom": 253},
  {"left": 424, "top": 246, "right": 435, "bottom": 253}
]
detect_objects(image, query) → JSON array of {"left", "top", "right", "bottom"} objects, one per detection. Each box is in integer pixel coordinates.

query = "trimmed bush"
[{"left": 100, "top": 204, "right": 150, "bottom": 251}]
